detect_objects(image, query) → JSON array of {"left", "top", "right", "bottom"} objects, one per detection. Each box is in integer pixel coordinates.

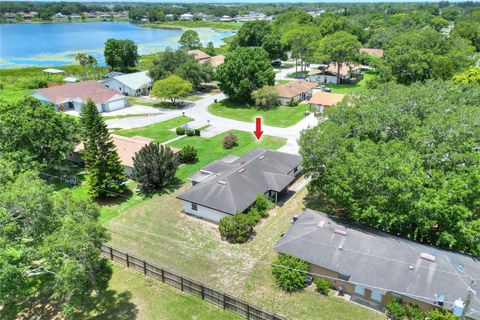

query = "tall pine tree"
[{"left": 80, "top": 100, "right": 126, "bottom": 198}]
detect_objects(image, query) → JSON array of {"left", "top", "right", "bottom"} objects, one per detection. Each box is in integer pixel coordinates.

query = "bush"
[
  {"left": 272, "top": 253, "right": 308, "bottom": 292},
  {"left": 425, "top": 308, "right": 457, "bottom": 320},
  {"left": 186, "top": 129, "right": 195, "bottom": 136},
  {"left": 386, "top": 298, "right": 406, "bottom": 318},
  {"left": 219, "top": 213, "right": 255, "bottom": 243},
  {"left": 314, "top": 278, "right": 330, "bottom": 296},
  {"left": 178, "top": 145, "right": 198, "bottom": 164},
  {"left": 251, "top": 85, "right": 279, "bottom": 109},
  {"left": 288, "top": 99, "right": 299, "bottom": 107},
  {"left": 255, "top": 194, "right": 271, "bottom": 217},
  {"left": 223, "top": 132, "right": 238, "bottom": 149},
  {"left": 405, "top": 304, "right": 424, "bottom": 320},
  {"left": 176, "top": 127, "right": 185, "bottom": 135}
]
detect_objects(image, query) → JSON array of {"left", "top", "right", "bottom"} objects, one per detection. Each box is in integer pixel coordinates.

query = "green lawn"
[
  {"left": 169, "top": 130, "right": 287, "bottom": 180},
  {"left": 102, "top": 114, "right": 149, "bottom": 120},
  {"left": 208, "top": 100, "right": 309, "bottom": 128},
  {"left": 276, "top": 79, "right": 292, "bottom": 85},
  {"left": 328, "top": 71, "right": 377, "bottom": 94},
  {"left": 287, "top": 70, "right": 309, "bottom": 79},
  {"left": 114, "top": 116, "right": 192, "bottom": 143}
]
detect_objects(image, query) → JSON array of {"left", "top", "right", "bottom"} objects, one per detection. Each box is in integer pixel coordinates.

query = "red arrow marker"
[{"left": 253, "top": 117, "right": 263, "bottom": 140}]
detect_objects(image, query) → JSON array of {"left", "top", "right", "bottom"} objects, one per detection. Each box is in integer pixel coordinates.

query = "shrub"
[
  {"left": 255, "top": 194, "right": 271, "bottom": 217},
  {"left": 219, "top": 213, "right": 254, "bottom": 243},
  {"left": 223, "top": 132, "right": 238, "bottom": 149},
  {"left": 186, "top": 129, "right": 195, "bottom": 136},
  {"left": 288, "top": 99, "right": 299, "bottom": 107},
  {"left": 176, "top": 127, "right": 185, "bottom": 135},
  {"left": 425, "top": 308, "right": 457, "bottom": 320},
  {"left": 272, "top": 253, "right": 308, "bottom": 292},
  {"left": 251, "top": 85, "right": 279, "bottom": 109},
  {"left": 178, "top": 145, "right": 198, "bottom": 164},
  {"left": 386, "top": 298, "right": 406, "bottom": 318},
  {"left": 405, "top": 304, "right": 424, "bottom": 320},
  {"left": 314, "top": 278, "right": 330, "bottom": 296}
]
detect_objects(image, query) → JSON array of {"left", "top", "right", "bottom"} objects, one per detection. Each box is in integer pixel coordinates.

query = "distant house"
[
  {"left": 31, "top": 80, "right": 127, "bottom": 113},
  {"left": 53, "top": 12, "right": 67, "bottom": 19},
  {"left": 276, "top": 80, "right": 317, "bottom": 105},
  {"left": 308, "top": 91, "right": 346, "bottom": 113},
  {"left": 209, "top": 55, "right": 225, "bottom": 68},
  {"left": 309, "top": 63, "right": 360, "bottom": 84},
  {"left": 179, "top": 13, "right": 194, "bottom": 21},
  {"left": 3, "top": 13, "right": 17, "bottom": 19},
  {"left": 220, "top": 15, "right": 233, "bottom": 22},
  {"left": 359, "top": 47, "right": 384, "bottom": 58},
  {"left": 71, "top": 135, "right": 180, "bottom": 176},
  {"left": 274, "top": 209, "right": 480, "bottom": 317},
  {"left": 177, "top": 148, "right": 302, "bottom": 222},
  {"left": 188, "top": 49, "right": 211, "bottom": 63},
  {"left": 102, "top": 71, "right": 153, "bottom": 97}
]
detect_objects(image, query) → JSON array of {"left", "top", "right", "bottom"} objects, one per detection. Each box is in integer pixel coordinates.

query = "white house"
[
  {"left": 31, "top": 80, "right": 127, "bottom": 113},
  {"left": 102, "top": 71, "right": 153, "bottom": 97},
  {"left": 309, "top": 63, "right": 360, "bottom": 84},
  {"left": 179, "top": 13, "right": 194, "bottom": 21},
  {"left": 177, "top": 149, "right": 302, "bottom": 222},
  {"left": 275, "top": 80, "right": 317, "bottom": 105}
]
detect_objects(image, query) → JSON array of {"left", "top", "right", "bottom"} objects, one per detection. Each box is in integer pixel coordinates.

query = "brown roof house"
[
  {"left": 209, "top": 55, "right": 225, "bottom": 68},
  {"left": 70, "top": 135, "right": 180, "bottom": 177},
  {"left": 359, "top": 47, "right": 384, "bottom": 58},
  {"left": 188, "top": 49, "right": 212, "bottom": 63},
  {"left": 276, "top": 80, "right": 317, "bottom": 105},
  {"left": 31, "top": 80, "right": 127, "bottom": 113},
  {"left": 308, "top": 91, "right": 346, "bottom": 113},
  {"left": 275, "top": 209, "right": 480, "bottom": 317},
  {"left": 309, "top": 63, "right": 361, "bottom": 85}
]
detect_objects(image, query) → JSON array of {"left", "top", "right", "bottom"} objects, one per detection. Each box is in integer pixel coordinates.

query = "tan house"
[
  {"left": 309, "top": 63, "right": 360, "bottom": 84},
  {"left": 71, "top": 135, "right": 180, "bottom": 177},
  {"left": 360, "top": 47, "right": 384, "bottom": 58},
  {"left": 308, "top": 91, "right": 346, "bottom": 113},
  {"left": 209, "top": 55, "right": 225, "bottom": 68},
  {"left": 274, "top": 209, "right": 480, "bottom": 316},
  {"left": 187, "top": 50, "right": 225, "bottom": 68},
  {"left": 276, "top": 80, "right": 317, "bottom": 105}
]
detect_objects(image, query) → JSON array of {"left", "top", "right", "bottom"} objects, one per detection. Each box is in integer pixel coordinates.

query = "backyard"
[
  {"left": 208, "top": 100, "right": 309, "bottom": 128},
  {"left": 328, "top": 71, "right": 377, "bottom": 95}
]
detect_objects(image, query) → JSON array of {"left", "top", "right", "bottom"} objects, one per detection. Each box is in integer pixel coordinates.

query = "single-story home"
[
  {"left": 102, "top": 71, "right": 153, "bottom": 97},
  {"left": 31, "top": 80, "right": 127, "bottom": 113},
  {"left": 276, "top": 80, "right": 318, "bottom": 105},
  {"left": 179, "top": 13, "right": 194, "bottom": 20},
  {"left": 177, "top": 148, "right": 302, "bottom": 222},
  {"left": 308, "top": 91, "right": 346, "bottom": 113},
  {"left": 274, "top": 209, "right": 480, "bottom": 317},
  {"left": 70, "top": 135, "right": 180, "bottom": 177},
  {"left": 309, "top": 63, "right": 361, "bottom": 84},
  {"left": 359, "top": 47, "right": 384, "bottom": 58},
  {"left": 188, "top": 49, "right": 212, "bottom": 64},
  {"left": 209, "top": 55, "right": 225, "bottom": 68}
]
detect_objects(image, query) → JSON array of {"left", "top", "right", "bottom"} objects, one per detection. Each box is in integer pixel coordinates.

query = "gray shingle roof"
[
  {"left": 177, "top": 149, "right": 302, "bottom": 215},
  {"left": 274, "top": 209, "right": 480, "bottom": 317}
]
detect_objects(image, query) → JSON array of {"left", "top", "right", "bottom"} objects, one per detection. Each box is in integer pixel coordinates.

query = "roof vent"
[
  {"left": 409, "top": 265, "right": 414, "bottom": 270},
  {"left": 334, "top": 228, "right": 347, "bottom": 236},
  {"left": 259, "top": 155, "right": 265, "bottom": 160},
  {"left": 420, "top": 252, "right": 436, "bottom": 263},
  {"left": 218, "top": 180, "right": 227, "bottom": 185},
  {"left": 238, "top": 168, "right": 245, "bottom": 173},
  {"left": 200, "top": 170, "right": 211, "bottom": 174},
  {"left": 338, "top": 245, "right": 343, "bottom": 250},
  {"left": 317, "top": 220, "right": 326, "bottom": 228}
]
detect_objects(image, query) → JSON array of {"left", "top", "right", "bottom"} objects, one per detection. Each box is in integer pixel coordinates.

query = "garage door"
[{"left": 106, "top": 98, "right": 126, "bottom": 112}]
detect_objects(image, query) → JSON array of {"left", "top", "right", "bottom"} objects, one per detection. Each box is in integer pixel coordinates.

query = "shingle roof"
[
  {"left": 309, "top": 63, "right": 360, "bottom": 77},
  {"left": 274, "top": 209, "right": 480, "bottom": 317},
  {"left": 360, "top": 47, "right": 384, "bottom": 58},
  {"left": 177, "top": 149, "right": 302, "bottom": 215},
  {"left": 210, "top": 55, "right": 225, "bottom": 68},
  {"left": 188, "top": 49, "right": 211, "bottom": 61},
  {"left": 36, "top": 80, "right": 123, "bottom": 105},
  {"left": 276, "top": 80, "right": 317, "bottom": 99},
  {"left": 110, "top": 71, "right": 152, "bottom": 90},
  {"left": 308, "top": 92, "right": 346, "bottom": 107}
]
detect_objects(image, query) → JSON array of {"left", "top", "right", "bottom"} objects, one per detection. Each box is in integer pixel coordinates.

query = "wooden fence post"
[
  {"left": 126, "top": 253, "right": 129, "bottom": 267},
  {"left": 161, "top": 269, "right": 165, "bottom": 282},
  {"left": 109, "top": 246, "right": 113, "bottom": 260},
  {"left": 201, "top": 286, "right": 205, "bottom": 300},
  {"left": 143, "top": 260, "right": 147, "bottom": 275},
  {"left": 180, "top": 276, "right": 184, "bottom": 291},
  {"left": 223, "top": 293, "right": 226, "bottom": 309}
]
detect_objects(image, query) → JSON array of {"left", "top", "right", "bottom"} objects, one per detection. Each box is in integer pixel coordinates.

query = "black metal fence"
[{"left": 101, "top": 245, "right": 287, "bottom": 320}]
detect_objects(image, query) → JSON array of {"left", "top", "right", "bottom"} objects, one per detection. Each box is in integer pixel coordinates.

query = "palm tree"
[
  {"left": 87, "top": 55, "right": 98, "bottom": 79},
  {"left": 75, "top": 53, "right": 88, "bottom": 80}
]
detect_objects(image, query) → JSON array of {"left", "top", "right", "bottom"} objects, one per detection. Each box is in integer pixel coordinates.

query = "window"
[
  {"left": 191, "top": 203, "right": 197, "bottom": 211},
  {"left": 371, "top": 290, "right": 382, "bottom": 302},
  {"left": 354, "top": 285, "right": 365, "bottom": 296},
  {"left": 293, "top": 167, "right": 298, "bottom": 173},
  {"left": 338, "top": 273, "right": 350, "bottom": 281}
]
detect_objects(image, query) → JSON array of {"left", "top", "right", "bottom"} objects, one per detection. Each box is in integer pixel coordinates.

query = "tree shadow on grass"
[
  {"left": 137, "top": 177, "right": 184, "bottom": 198},
  {"left": 96, "top": 187, "right": 134, "bottom": 206},
  {"left": 84, "top": 290, "right": 138, "bottom": 320}
]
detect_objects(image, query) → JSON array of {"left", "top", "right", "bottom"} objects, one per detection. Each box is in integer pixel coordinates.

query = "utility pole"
[{"left": 460, "top": 277, "right": 477, "bottom": 320}]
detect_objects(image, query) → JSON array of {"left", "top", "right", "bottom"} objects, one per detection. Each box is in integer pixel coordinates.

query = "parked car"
[
  {"left": 321, "top": 85, "right": 331, "bottom": 92},
  {"left": 271, "top": 60, "right": 282, "bottom": 67},
  {"left": 295, "top": 75, "right": 307, "bottom": 80}
]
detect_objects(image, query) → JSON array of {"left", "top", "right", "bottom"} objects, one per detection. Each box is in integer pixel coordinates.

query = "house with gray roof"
[
  {"left": 177, "top": 148, "right": 302, "bottom": 222},
  {"left": 274, "top": 209, "right": 480, "bottom": 317},
  {"left": 102, "top": 71, "right": 153, "bottom": 97}
]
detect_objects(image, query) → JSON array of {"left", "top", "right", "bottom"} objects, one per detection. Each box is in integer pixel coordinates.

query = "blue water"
[{"left": 0, "top": 22, "right": 232, "bottom": 68}]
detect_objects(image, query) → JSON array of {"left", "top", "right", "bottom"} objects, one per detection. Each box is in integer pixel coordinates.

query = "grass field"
[
  {"left": 168, "top": 129, "right": 287, "bottom": 180},
  {"left": 328, "top": 71, "right": 377, "bottom": 94},
  {"left": 103, "top": 264, "right": 241, "bottom": 320},
  {"left": 114, "top": 116, "right": 192, "bottom": 143},
  {"left": 208, "top": 100, "right": 309, "bottom": 128},
  {"left": 105, "top": 182, "right": 385, "bottom": 320}
]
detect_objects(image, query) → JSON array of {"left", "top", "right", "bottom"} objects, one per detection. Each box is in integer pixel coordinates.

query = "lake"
[{"left": 0, "top": 22, "right": 233, "bottom": 68}]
